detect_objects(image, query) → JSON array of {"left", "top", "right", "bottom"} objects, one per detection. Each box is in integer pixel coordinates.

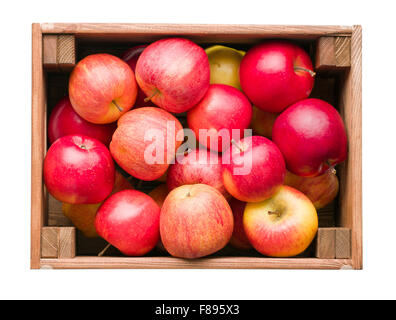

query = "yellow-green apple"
[
  {"left": 187, "top": 84, "right": 252, "bottom": 152},
  {"left": 69, "top": 53, "right": 137, "bottom": 124},
  {"left": 229, "top": 198, "right": 251, "bottom": 250},
  {"left": 62, "top": 171, "right": 133, "bottom": 238},
  {"left": 48, "top": 96, "right": 116, "bottom": 146},
  {"left": 284, "top": 169, "right": 339, "bottom": 209},
  {"left": 272, "top": 98, "right": 348, "bottom": 177},
  {"left": 110, "top": 107, "right": 183, "bottom": 181},
  {"left": 95, "top": 189, "right": 160, "bottom": 256},
  {"left": 250, "top": 106, "right": 278, "bottom": 139},
  {"left": 121, "top": 45, "right": 155, "bottom": 108},
  {"left": 160, "top": 184, "right": 234, "bottom": 259},
  {"left": 244, "top": 185, "right": 318, "bottom": 257},
  {"left": 205, "top": 45, "right": 245, "bottom": 90},
  {"left": 167, "top": 148, "right": 230, "bottom": 199},
  {"left": 148, "top": 184, "right": 169, "bottom": 208},
  {"left": 44, "top": 135, "right": 115, "bottom": 204},
  {"left": 135, "top": 38, "right": 210, "bottom": 113},
  {"left": 240, "top": 41, "right": 315, "bottom": 113},
  {"left": 222, "top": 136, "right": 286, "bottom": 202}
]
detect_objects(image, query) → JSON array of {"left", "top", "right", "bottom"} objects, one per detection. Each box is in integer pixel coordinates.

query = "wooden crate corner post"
[
  {"left": 315, "top": 36, "right": 351, "bottom": 71},
  {"left": 41, "top": 227, "right": 76, "bottom": 262},
  {"left": 43, "top": 34, "right": 76, "bottom": 72}
]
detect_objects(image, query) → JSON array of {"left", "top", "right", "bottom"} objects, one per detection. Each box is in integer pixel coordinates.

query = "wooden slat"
[
  {"left": 335, "top": 228, "right": 351, "bottom": 259},
  {"left": 41, "top": 227, "right": 59, "bottom": 258},
  {"left": 337, "top": 25, "right": 362, "bottom": 269},
  {"left": 40, "top": 24, "right": 352, "bottom": 42},
  {"left": 315, "top": 228, "right": 336, "bottom": 259},
  {"left": 43, "top": 34, "right": 75, "bottom": 72},
  {"left": 47, "top": 194, "right": 73, "bottom": 226},
  {"left": 315, "top": 36, "right": 351, "bottom": 71},
  {"left": 40, "top": 256, "right": 353, "bottom": 270},
  {"left": 59, "top": 227, "right": 76, "bottom": 258},
  {"left": 31, "top": 23, "right": 46, "bottom": 269}
]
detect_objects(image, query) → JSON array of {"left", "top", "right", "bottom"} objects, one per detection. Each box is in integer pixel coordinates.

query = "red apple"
[
  {"left": 229, "top": 198, "right": 251, "bottom": 250},
  {"left": 250, "top": 106, "right": 278, "bottom": 139},
  {"left": 284, "top": 169, "right": 339, "bottom": 209},
  {"left": 95, "top": 189, "right": 160, "bottom": 256},
  {"left": 187, "top": 84, "right": 252, "bottom": 152},
  {"left": 160, "top": 184, "right": 234, "bottom": 259},
  {"left": 48, "top": 96, "right": 116, "bottom": 146},
  {"left": 167, "top": 148, "right": 230, "bottom": 199},
  {"left": 135, "top": 38, "right": 210, "bottom": 113},
  {"left": 44, "top": 135, "right": 115, "bottom": 204},
  {"left": 62, "top": 171, "right": 133, "bottom": 238},
  {"left": 244, "top": 185, "right": 318, "bottom": 257},
  {"left": 69, "top": 53, "right": 137, "bottom": 124},
  {"left": 240, "top": 41, "right": 315, "bottom": 113},
  {"left": 110, "top": 107, "right": 183, "bottom": 181},
  {"left": 272, "top": 98, "right": 348, "bottom": 177},
  {"left": 222, "top": 136, "right": 286, "bottom": 202},
  {"left": 121, "top": 45, "right": 155, "bottom": 108}
]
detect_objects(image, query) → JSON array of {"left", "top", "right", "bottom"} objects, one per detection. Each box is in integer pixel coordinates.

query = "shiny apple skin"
[
  {"left": 284, "top": 169, "right": 339, "bottom": 209},
  {"left": 244, "top": 185, "right": 318, "bottom": 257},
  {"left": 121, "top": 45, "right": 155, "bottom": 108},
  {"left": 167, "top": 148, "right": 230, "bottom": 199},
  {"left": 240, "top": 41, "right": 314, "bottom": 113},
  {"left": 160, "top": 184, "right": 234, "bottom": 259},
  {"left": 62, "top": 171, "right": 133, "bottom": 238},
  {"left": 44, "top": 135, "right": 115, "bottom": 204},
  {"left": 222, "top": 136, "right": 286, "bottom": 202},
  {"left": 48, "top": 96, "right": 116, "bottom": 146},
  {"left": 187, "top": 84, "right": 252, "bottom": 152},
  {"left": 229, "top": 198, "right": 251, "bottom": 250},
  {"left": 135, "top": 38, "right": 210, "bottom": 113},
  {"left": 250, "top": 106, "right": 278, "bottom": 139},
  {"left": 95, "top": 189, "right": 160, "bottom": 256},
  {"left": 272, "top": 98, "right": 348, "bottom": 177},
  {"left": 110, "top": 107, "right": 183, "bottom": 181},
  {"left": 69, "top": 53, "right": 137, "bottom": 124}
]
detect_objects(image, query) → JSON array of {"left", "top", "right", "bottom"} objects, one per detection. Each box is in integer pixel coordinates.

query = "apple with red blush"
[
  {"left": 135, "top": 38, "right": 210, "bottom": 113},
  {"left": 240, "top": 41, "right": 315, "bottom": 113},
  {"left": 95, "top": 189, "right": 160, "bottom": 256},
  {"left": 44, "top": 135, "right": 115, "bottom": 204},
  {"left": 272, "top": 98, "right": 347, "bottom": 177},
  {"left": 187, "top": 84, "right": 252, "bottom": 152},
  {"left": 222, "top": 136, "right": 286, "bottom": 202},
  {"left": 48, "top": 96, "right": 116, "bottom": 146},
  {"left": 69, "top": 53, "right": 137, "bottom": 124}
]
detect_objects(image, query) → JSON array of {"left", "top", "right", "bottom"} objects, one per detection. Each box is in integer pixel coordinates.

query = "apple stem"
[
  {"left": 144, "top": 88, "right": 160, "bottom": 103},
  {"left": 98, "top": 243, "right": 111, "bottom": 257},
  {"left": 231, "top": 139, "right": 243, "bottom": 152},
  {"left": 268, "top": 211, "right": 281, "bottom": 217},
  {"left": 112, "top": 100, "right": 123, "bottom": 112},
  {"left": 294, "top": 66, "right": 316, "bottom": 77}
]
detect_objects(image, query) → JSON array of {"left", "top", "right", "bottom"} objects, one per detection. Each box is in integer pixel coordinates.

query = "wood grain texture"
[
  {"left": 41, "top": 227, "right": 59, "bottom": 258},
  {"left": 337, "top": 25, "right": 362, "bottom": 269},
  {"left": 315, "top": 228, "right": 336, "bottom": 259},
  {"left": 315, "top": 36, "right": 351, "bottom": 71},
  {"left": 43, "top": 34, "right": 75, "bottom": 72},
  {"left": 335, "top": 228, "right": 351, "bottom": 259},
  {"left": 31, "top": 23, "right": 46, "bottom": 269},
  {"left": 59, "top": 227, "right": 76, "bottom": 258},
  {"left": 40, "top": 23, "right": 352, "bottom": 43},
  {"left": 40, "top": 256, "right": 353, "bottom": 270},
  {"left": 48, "top": 194, "right": 73, "bottom": 226}
]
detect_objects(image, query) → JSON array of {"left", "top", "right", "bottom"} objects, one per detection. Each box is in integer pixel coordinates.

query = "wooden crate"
[{"left": 31, "top": 23, "right": 362, "bottom": 269}]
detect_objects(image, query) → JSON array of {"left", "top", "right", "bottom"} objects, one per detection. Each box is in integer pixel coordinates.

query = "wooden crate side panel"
[
  {"left": 40, "top": 256, "right": 353, "bottom": 270},
  {"left": 31, "top": 24, "right": 47, "bottom": 269},
  {"left": 337, "top": 25, "right": 362, "bottom": 269}
]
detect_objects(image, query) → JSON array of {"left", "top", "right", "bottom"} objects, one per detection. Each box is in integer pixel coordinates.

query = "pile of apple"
[{"left": 43, "top": 38, "right": 347, "bottom": 258}]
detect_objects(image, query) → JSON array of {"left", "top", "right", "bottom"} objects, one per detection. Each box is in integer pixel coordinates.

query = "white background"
[{"left": 0, "top": 0, "right": 394, "bottom": 300}]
